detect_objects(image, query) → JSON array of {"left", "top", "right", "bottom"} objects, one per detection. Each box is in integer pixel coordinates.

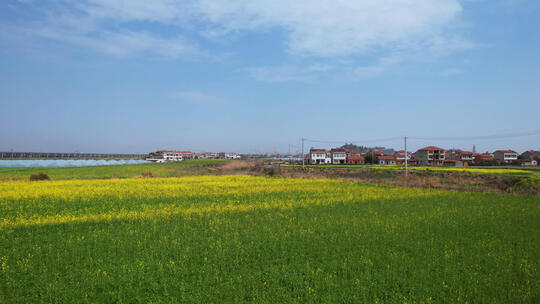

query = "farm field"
[
  {"left": 0, "top": 159, "right": 226, "bottom": 180},
  {"left": 282, "top": 164, "right": 537, "bottom": 176},
  {"left": 1, "top": 176, "right": 538, "bottom": 303}
]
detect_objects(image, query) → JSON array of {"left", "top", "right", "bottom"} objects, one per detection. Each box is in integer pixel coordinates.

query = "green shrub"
[{"left": 29, "top": 173, "right": 51, "bottom": 181}]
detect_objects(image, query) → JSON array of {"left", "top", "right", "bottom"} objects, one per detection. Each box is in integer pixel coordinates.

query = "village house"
[
  {"left": 309, "top": 148, "right": 331, "bottom": 164},
  {"left": 368, "top": 150, "right": 385, "bottom": 157},
  {"left": 330, "top": 149, "right": 347, "bottom": 164},
  {"left": 458, "top": 151, "right": 475, "bottom": 163},
  {"left": 347, "top": 152, "right": 365, "bottom": 165},
  {"left": 406, "top": 159, "right": 419, "bottom": 165},
  {"left": 225, "top": 152, "right": 241, "bottom": 159},
  {"left": 414, "top": 146, "right": 446, "bottom": 166},
  {"left": 493, "top": 150, "right": 518, "bottom": 164},
  {"left": 474, "top": 153, "right": 494, "bottom": 164},
  {"left": 520, "top": 150, "right": 540, "bottom": 161},
  {"left": 520, "top": 159, "right": 538, "bottom": 166},
  {"left": 153, "top": 150, "right": 186, "bottom": 162},
  {"left": 394, "top": 151, "right": 411, "bottom": 161},
  {"left": 378, "top": 155, "right": 396, "bottom": 165}
]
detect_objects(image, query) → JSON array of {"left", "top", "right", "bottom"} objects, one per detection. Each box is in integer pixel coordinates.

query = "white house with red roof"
[
  {"left": 310, "top": 148, "right": 331, "bottom": 164},
  {"left": 330, "top": 149, "right": 347, "bottom": 164},
  {"left": 152, "top": 150, "right": 191, "bottom": 162}
]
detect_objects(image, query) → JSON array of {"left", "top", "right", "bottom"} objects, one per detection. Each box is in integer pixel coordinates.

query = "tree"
[{"left": 364, "top": 153, "right": 378, "bottom": 164}]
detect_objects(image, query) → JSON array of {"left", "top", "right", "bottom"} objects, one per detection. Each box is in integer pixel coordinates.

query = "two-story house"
[
  {"left": 330, "top": 149, "right": 347, "bottom": 164},
  {"left": 414, "top": 146, "right": 445, "bottom": 166},
  {"left": 458, "top": 151, "right": 475, "bottom": 162},
  {"left": 154, "top": 150, "right": 185, "bottom": 162},
  {"left": 493, "top": 150, "right": 518, "bottom": 164},
  {"left": 310, "top": 149, "right": 331, "bottom": 164}
]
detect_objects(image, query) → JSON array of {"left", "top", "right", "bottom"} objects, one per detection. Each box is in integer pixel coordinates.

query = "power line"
[
  {"left": 304, "top": 137, "right": 403, "bottom": 144},
  {"left": 409, "top": 130, "right": 540, "bottom": 141}
]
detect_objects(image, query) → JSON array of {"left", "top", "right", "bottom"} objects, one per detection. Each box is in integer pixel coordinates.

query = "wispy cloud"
[
  {"left": 191, "top": 0, "right": 468, "bottom": 57},
  {"left": 2, "top": 0, "right": 478, "bottom": 77}
]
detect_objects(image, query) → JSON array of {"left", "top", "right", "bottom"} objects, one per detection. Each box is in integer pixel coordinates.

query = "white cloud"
[
  {"left": 191, "top": 0, "right": 466, "bottom": 57},
  {"left": 4, "top": 0, "right": 476, "bottom": 77},
  {"left": 34, "top": 27, "right": 198, "bottom": 58}
]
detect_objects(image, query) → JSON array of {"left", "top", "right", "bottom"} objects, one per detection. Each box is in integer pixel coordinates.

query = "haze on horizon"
[{"left": 1, "top": 0, "right": 539, "bottom": 154}]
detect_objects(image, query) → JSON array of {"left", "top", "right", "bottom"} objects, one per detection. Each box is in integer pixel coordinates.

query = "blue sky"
[{"left": 1, "top": 0, "right": 539, "bottom": 154}]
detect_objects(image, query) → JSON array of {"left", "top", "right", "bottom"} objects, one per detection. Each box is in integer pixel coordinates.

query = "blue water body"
[{"left": 0, "top": 159, "right": 150, "bottom": 168}]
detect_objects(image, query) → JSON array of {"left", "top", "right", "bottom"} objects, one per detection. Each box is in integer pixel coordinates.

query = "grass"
[
  {"left": 0, "top": 176, "right": 538, "bottom": 303},
  {"left": 282, "top": 164, "right": 535, "bottom": 176},
  {"left": 0, "top": 159, "right": 226, "bottom": 180}
]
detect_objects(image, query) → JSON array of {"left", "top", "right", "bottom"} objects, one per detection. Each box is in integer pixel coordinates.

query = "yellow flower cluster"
[{"left": 0, "top": 175, "right": 438, "bottom": 229}]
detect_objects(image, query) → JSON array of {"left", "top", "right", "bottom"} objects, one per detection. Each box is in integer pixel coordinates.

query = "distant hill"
[{"left": 339, "top": 144, "right": 394, "bottom": 155}]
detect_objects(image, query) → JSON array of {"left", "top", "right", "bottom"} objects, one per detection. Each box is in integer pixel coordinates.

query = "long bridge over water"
[{"left": 0, "top": 151, "right": 148, "bottom": 159}]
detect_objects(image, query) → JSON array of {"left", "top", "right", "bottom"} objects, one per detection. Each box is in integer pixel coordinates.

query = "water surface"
[{"left": 0, "top": 159, "right": 150, "bottom": 168}]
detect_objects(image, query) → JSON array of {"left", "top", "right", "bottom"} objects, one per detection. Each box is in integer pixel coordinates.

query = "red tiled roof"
[
  {"left": 378, "top": 156, "right": 396, "bottom": 160},
  {"left": 495, "top": 150, "right": 517, "bottom": 154},
  {"left": 418, "top": 146, "right": 445, "bottom": 151},
  {"left": 459, "top": 151, "right": 473, "bottom": 155},
  {"left": 475, "top": 154, "right": 493, "bottom": 160},
  {"left": 310, "top": 149, "right": 326, "bottom": 152},
  {"left": 348, "top": 155, "right": 364, "bottom": 160}
]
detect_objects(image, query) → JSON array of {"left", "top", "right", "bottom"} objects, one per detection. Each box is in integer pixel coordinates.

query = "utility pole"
[
  {"left": 301, "top": 138, "right": 305, "bottom": 169},
  {"left": 404, "top": 136, "right": 408, "bottom": 177}
]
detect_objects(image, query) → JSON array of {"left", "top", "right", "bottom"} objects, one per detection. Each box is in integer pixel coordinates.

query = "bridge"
[{"left": 0, "top": 151, "right": 148, "bottom": 160}]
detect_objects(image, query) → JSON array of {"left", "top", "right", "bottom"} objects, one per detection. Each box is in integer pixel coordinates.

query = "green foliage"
[
  {"left": 0, "top": 176, "right": 538, "bottom": 303},
  {"left": 28, "top": 173, "right": 50, "bottom": 181}
]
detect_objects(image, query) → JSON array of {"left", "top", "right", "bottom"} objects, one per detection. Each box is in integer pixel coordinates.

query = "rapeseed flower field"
[{"left": 0, "top": 176, "right": 538, "bottom": 302}]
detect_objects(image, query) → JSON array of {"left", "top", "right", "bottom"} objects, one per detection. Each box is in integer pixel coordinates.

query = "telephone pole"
[
  {"left": 404, "top": 136, "right": 408, "bottom": 177},
  {"left": 301, "top": 138, "right": 305, "bottom": 169}
]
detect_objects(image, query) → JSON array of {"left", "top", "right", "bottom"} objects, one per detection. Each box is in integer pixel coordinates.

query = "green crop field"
[
  {"left": 0, "top": 159, "right": 226, "bottom": 180},
  {"left": 1, "top": 175, "right": 538, "bottom": 303}
]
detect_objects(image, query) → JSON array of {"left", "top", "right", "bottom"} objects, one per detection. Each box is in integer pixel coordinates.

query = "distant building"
[
  {"left": 225, "top": 152, "right": 241, "bottom": 159},
  {"left": 368, "top": 150, "right": 385, "bottom": 157},
  {"left": 414, "top": 146, "right": 446, "bottom": 166},
  {"left": 394, "top": 151, "right": 411, "bottom": 162},
  {"left": 493, "top": 150, "right": 518, "bottom": 164},
  {"left": 520, "top": 150, "right": 540, "bottom": 161},
  {"left": 520, "top": 159, "right": 537, "bottom": 166},
  {"left": 378, "top": 156, "right": 396, "bottom": 165},
  {"left": 151, "top": 150, "right": 189, "bottom": 162},
  {"left": 197, "top": 152, "right": 218, "bottom": 159},
  {"left": 330, "top": 149, "right": 347, "bottom": 164},
  {"left": 348, "top": 156, "right": 365, "bottom": 165},
  {"left": 347, "top": 153, "right": 365, "bottom": 165},
  {"left": 474, "top": 153, "right": 494, "bottom": 164},
  {"left": 310, "top": 149, "right": 331, "bottom": 164}
]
